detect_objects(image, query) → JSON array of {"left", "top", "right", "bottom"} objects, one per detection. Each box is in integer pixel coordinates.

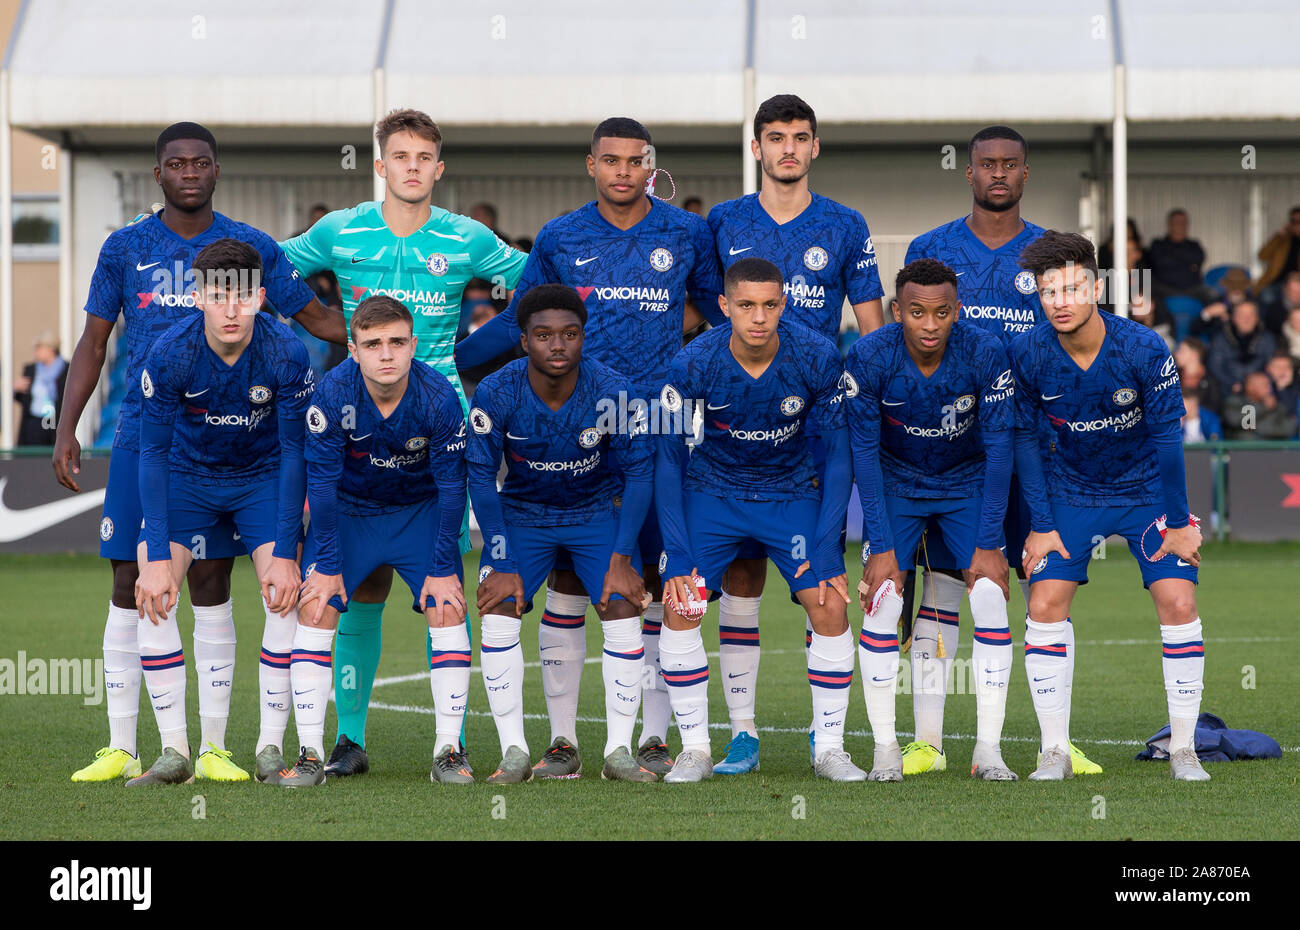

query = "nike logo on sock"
[
  {"left": 207, "top": 664, "right": 232, "bottom": 673},
  {"left": 872, "top": 676, "right": 893, "bottom": 682},
  {"left": 726, "top": 672, "right": 745, "bottom": 679},
  {"left": 485, "top": 671, "right": 507, "bottom": 681},
  {"left": 1032, "top": 676, "right": 1054, "bottom": 682},
  {"left": 265, "top": 689, "right": 288, "bottom": 695},
  {"left": 449, "top": 691, "right": 467, "bottom": 700}
]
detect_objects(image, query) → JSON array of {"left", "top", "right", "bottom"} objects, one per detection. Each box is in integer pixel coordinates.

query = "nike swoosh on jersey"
[
  {"left": 350, "top": 256, "right": 368, "bottom": 263},
  {"left": 704, "top": 403, "right": 731, "bottom": 411},
  {"left": 505, "top": 432, "right": 529, "bottom": 440},
  {"left": 882, "top": 400, "right": 905, "bottom": 406},
  {"left": 348, "top": 433, "right": 372, "bottom": 441},
  {"left": 728, "top": 246, "right": 752, "bottom": 256},
  {"left": 184, "top": 389, "right": 209, "bottom": 398},
  {"left": 136, "top": 261, "right": 161, "bottom": 271},
  {"left": 574, "top": 256, "right": 598, "bottom": 266},
  {"left": 0, "top": 478, "right": 107, "bottom": 543},
  {"left": 955, "top": 271, "right": 965, "bottom": 276},
  {"left": 1041, "top": 393, "right": 1065, "bottom": 401}
]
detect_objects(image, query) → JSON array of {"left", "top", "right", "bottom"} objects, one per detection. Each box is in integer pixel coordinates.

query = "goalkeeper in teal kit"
[{"left": 280, "top": 109, "right": 526, "bottom": 776}]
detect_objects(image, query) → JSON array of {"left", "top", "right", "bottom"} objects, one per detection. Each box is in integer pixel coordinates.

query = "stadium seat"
[
  {"left": 1165, "top": 295, "right": 1203, "bottom": 342},
  {"left": 1204, "top": 264, "right": 1248, "bottom": 291}
]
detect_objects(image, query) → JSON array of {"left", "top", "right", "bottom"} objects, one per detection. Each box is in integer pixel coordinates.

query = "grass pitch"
[{"left": 1, "top": 544, "right": 1297, "bottom": 841}]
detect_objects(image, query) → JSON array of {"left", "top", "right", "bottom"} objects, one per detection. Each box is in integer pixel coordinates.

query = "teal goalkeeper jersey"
[{"left": 280, "top": 201, "right": 526, "bottom": 406}]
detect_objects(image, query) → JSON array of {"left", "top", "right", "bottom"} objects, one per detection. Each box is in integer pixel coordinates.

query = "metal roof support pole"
[
  {"left": 1, "top": 67, "right": 14, "bottom": 448},
  {"left": 1110, "top": 0, "right": 1129, "bottom": 318},
  {"left": 741, "top": 0, "right": 757, "bottom": 197}
]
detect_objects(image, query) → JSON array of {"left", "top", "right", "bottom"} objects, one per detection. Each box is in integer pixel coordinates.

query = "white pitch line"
[{"left": 364, "top": 704, "right": 1300, "bottom": 754}]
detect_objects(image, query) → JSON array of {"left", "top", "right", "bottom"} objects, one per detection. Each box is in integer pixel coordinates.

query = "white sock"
[
  {"left": 718, "top": 593, "right": 761, "bottom": 738},
  {"left": 103, "top": 603, "right": 141, "bottom": 757},
  {"left": 428, "top": 625, "right": 472, "bottom": 751},
  {"left": 192, "top": 600, "right": 235, "bottom": 752},
  {"left": 859, "top": 587, "right": 903, "bottom": 748},
  {"left": 969, "top": 577, "right": 1012, "bottom": 749},
  {"left": 1062, "top": 616, "right": 1074, "bottom": 740},
  {"left": 481, "top": 613, "right": 527, "bottom": 757},
  {"left": 637, "top": 602, "right": 671, "bottom": 745},
  {"left": 539, "top": 590, "right": 587, "bottom": 745},
  {"left": 1025, "top": 618, "right": 1070, "bottom": 753},
  {"left": 912, "top": 570, "right": 963, "bottom": 748},
  {"left": 1161, "top": 619, "right": 1205, "bottom": 752},
  {"left": 808, "top": 629, "right": 855, "bottom": 754},
  {"left": 138, "top": 605, "right": 188, "bottom": 756},
  {"left": 601, "top": 616, "right": 644, "bottom": 758},
  {"left": 257, "top": 605, "right": 295, "bottom": 753},
  {"left": 289, "top": 619, "right": 332, "bottom": 759},
  {"left": 659, "top": 624, "right": 710, "bottom": 751}
]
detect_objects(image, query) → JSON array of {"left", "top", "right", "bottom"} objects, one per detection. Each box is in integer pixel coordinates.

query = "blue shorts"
[
  {"left": 682, "top": 490, "right": 822, "bottom": 596},
  {"left": 1031, "top": 503, "right": 1199, "bottom": 589},
  {"left": 154, "top": 476, "right": 287, "bottom": 559},
  {"left": 553, "top": 497, "right": 660, "bottom": 577},
  {"left": 101, "top": 447, "right": 244, "bottom": 561},
  {"left": 479, "top": 517, "right": 638, "bottom": 614},
  {"left": 872, "top": 495, "right": 982, "bottom": 573},
  {"left": 736, "top": 432, "right": 842, "bottom": 564},
  {"left": 303, "top": 496, "right": 464, "bottom": 613},
  {"left": 922, "top": 475, "right": 1031, "bottom": 572}
]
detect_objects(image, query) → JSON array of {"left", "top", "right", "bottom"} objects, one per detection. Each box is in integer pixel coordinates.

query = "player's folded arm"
[
  {"left": 1150, "top": 422, "right": 1191, "bottom": 529},
  {"left": 466, "top": 460, "right": 517, "bottom": 575},
  {"left": 686, "top": 214, "right": 726, "bottom": 326},
  {"left": 845, "top": 350, "right": 893, "bottom": 556},
  {"left": 977, "top": 428, "right": 1014, "bottom": 549},
  {"left": 811, "top": 424, "right": 853, "bottom": 581},
  {"left": 138, "top": 353, "right": 182, "bottom": 562},
  {"left": 427, "top": 406, "right": 469, "bottom": 580},
  {"left": 609, "top": 390, "right": 655, "bottom": 554},
  {"left": 653, "top": 428, "right": 694, "bottom": 581},
  {"left": 271, "top": 347, "right": 312, "bottom": 560},
  {"left": 1012, "top": 426, "right": 1053, "bottom": 532},
  {"left": 304, "top": 400, "right": 346, "bottom": 575}
]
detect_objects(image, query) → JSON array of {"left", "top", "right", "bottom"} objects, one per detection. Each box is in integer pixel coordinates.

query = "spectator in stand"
[
  {"left": 290, "top": 204, "right": 347, "bottom": 377},
  {"left": 1255, "top": 206, "right": 1300, "bottom": 301},
  {"left": 682, "top": 196, "right": 704, "bottom": 216},
  {"left": 1099, "top": 217, "right": 1152, "bottom": 308},
  {"left": 1148, "top": 208, "right": 1212, "bottom": 302},
  {"left": 1129, "top": 279, "right": 1175, "bottom": 351},
  {"left": 13, "top": 330, "right": 67, "bottom": 447},
  {"left": 1261, "top": 270, "right": 1300, "bottom": 337},
  {"left": 457, "top": 276, "right": 518, "bottom": 396},
  {"left": 513, "top": 236, "right": 533, "bottom": 253},
  {"left": 1281, "top": 303, "right": 1300, "bottom": 361},
  {"left": 1181, "top": 384, "right": 1221, "bottom": 443},
  {"left": 1224, "top": 371, "right": 1298, "bottom": 440},
  {"left": 469, "top": 202, "right": 507, "bottom": 241},
  {"left": 1266, "top": 351, "right": 1300, "bottom": 419},
  {"left": 1208, "top": 299, "right": 1276, "bottom": 397},
  {"left": 1191, "top": 267, "right": 1253, "bottom": 339},
  {"left": 1176, "top": 335, "right": 1223, "bottom": 416}
]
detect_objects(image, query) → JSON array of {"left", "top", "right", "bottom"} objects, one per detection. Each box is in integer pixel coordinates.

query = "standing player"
[
  {"left": 705, "top": 94, "right": 885, "bottom": 774},
  {"left": 655, "top": 258, "right": 859, "bottom": 782},
  {"left": 846, "top": 259, "right": 1017, "bottom": 781},
  {"left": 296, "top": 295, "right": 469, "bottom": 785},
  {"left": 1014, "top": 231, "right": 1210, "bottom": 782},
  {"left": 902, "top": 126, "right": 1101, "bottom": 775},
  {"left": 57, "top": 123, "right": 345, "bottom": 783},
  {"left": 456, "top": 117, "right": 724, "bottom": 779},
  {"left": 128, "top": 240, "right": 314, "bottom": 785},
  {"left": 281, "top": 108, "right": 526, "bottom": 776},
  {"left": 468, "top": 284, "right": 657, "bottom": 783}
]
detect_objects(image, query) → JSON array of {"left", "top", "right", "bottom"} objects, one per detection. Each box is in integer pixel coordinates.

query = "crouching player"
[
  {"left": 846, "top": 258, "right": 1017, "bottom": 781},
  {"left": 1014, "top": 231, "right": 1210, "bottom": 782},
  {"left": 468, "top": 284, "right": 657, "bottom": 783},
  {"left": 656, "top": 258, "right": 857, "bottom": 782},
  {"left": 296, "top": 295, "right": 470, "bottom": 784},
  {"left": 130, "top": 239, "right": 313, "bottom": 785}
]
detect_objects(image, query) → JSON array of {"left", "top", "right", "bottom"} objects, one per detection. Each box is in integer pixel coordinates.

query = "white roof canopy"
[{"left": 6, "top": 0, "right": 1300, "bottom": 130}]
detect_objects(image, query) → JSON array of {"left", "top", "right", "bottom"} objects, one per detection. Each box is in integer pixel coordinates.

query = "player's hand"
[
  {"left": 422, "top": 574, "right": 466, "bottom": 627},
  {"left": 796, "top": 561, "right": 851, "bottom": 606},
  {"left": 663, "top": 569, "right": 700, "bottom": 620},
  {"left": 599, "top": 552, "right": 647, "bottom": 612},
  {"left": 476, "top": 568, "right": 524, "bottom": 617},
  {"left": 298, "top": 569, "right": 346, "bottom": 627},
  {"left": 1021, "top": 530, "right": 1069, "bottom": 578},
  {"left": 260, "top": 557, "right": 302, "bottom": 617},
  {"left": 1152, "top": 522, "right": 1202, "bottom": 567},
  {"left": 135, "top": 559, "right": 177, "bottom": 625},
  {"left": 859, "top": 550, "right": 904, "bottom": 613},
  {"left": 967, "top": 547, "right": 1011, "bottom": 600},
  {"left": 52, "top": 430, "right": 82, "bottom": 493}
]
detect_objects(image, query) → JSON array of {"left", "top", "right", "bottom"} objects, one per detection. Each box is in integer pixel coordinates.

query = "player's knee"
[
  {"left": 1027, "top": 588, "right": 1069, "bottom": 623},
  {"left": 803, "top": 599, "right": 848, "bottom": 637},
  {"left": 1155, "top": 589, "right": 1199, "bottom": 625},
  {"left": 187, "top": 558, "right": 233, "bottom": 606},
  {"left": 968, "top": 576, "right": 1008, "bottom": 626},
  {"left": 721, "top": 559, "right": 766, "bottom": 597},
  {"left": 353, "top": 565, "right": 394, "bottom": 602},
  {"left": 548, "top": 569, "right": 584, "bottom": 595},
  {"left": 110, "top": 559, "right": 139, "bottom": 609},
  {"left": 598, "top": 598, "right": 639, "bottom": 622}
]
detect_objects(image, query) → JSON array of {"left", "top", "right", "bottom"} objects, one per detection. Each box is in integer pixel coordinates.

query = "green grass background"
[{"left": 1, "top": 543, "right": 1297, "bottom": 840}]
